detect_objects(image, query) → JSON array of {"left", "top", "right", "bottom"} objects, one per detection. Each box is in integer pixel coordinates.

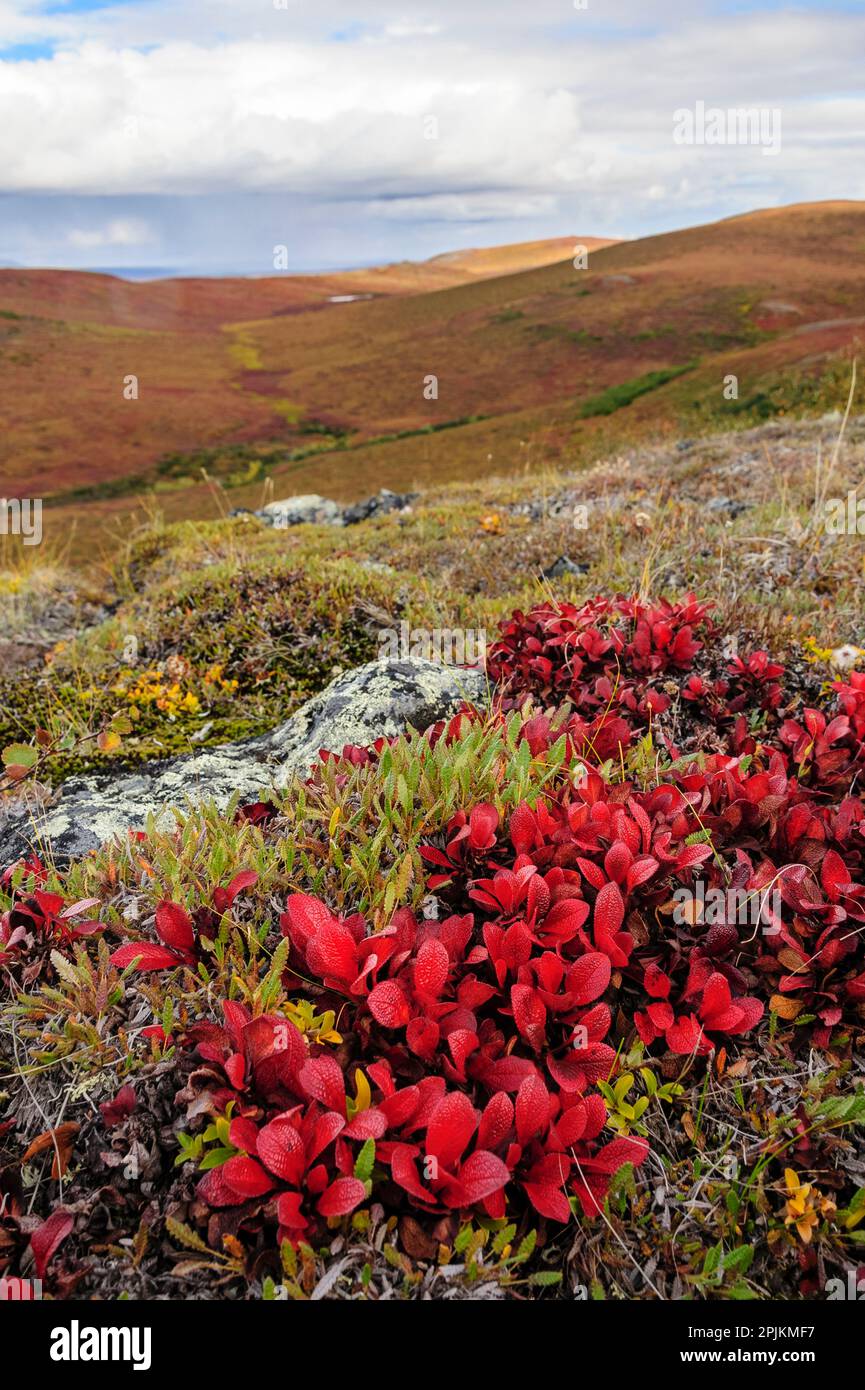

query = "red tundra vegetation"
[{"left": 3, "top": 591, "right": 865, "bottom": 1290}]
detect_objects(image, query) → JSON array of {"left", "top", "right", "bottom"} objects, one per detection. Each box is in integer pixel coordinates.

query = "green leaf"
[
  {"left": 492, "top": 1223, "right": 516, "bottom": 1255},
  {"left": 165, "top": 1217, "right": 212, "bottom": 1255},
  {"left": 722, "top": 1246, "right": 753, "bottom": 1275},
  {"left": 198, "top": 1146, "right": 235, "bottom": 1170},
  {"left": 353, "top": 1138, "right": 376, "bottom": 1184},
  {"left": 685, "top": 828, "right": 712, "bottom": 846},
  {"left": 2, "top": 742, "right": 38, "bottom": 770}
]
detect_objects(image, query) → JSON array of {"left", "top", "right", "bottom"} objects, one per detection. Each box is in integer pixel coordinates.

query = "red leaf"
[
  {"left": 343, "top": 1107, "right": 388, "bottom": 1139},
  {"left": 155, "top": 899, "right": 195, "bottom": 953},
  {"left": 594, "top": 881, "right": 624, "bottom": 939},
  {"left": 515, "top": 1073, "right": 550, "bottom": 1145},
  {"left": 477, "top": 1092, "right": 514, "bottom": 1150},
  {"left": 299, "top": 1055, "right": 346, "bottom": 1114},
  {"left": 567, "top": 952, "right": 612, "bottom": 1005},
  {"left": 511, "top": 983, "right": 547, "bottom": 1051},
  {"left": 406, "top": 1016, "right": 440, "bottom": 1060},
  {"left": 454, "top": 1150, "right": 510, "bottom": 1206},
  {"left": 580, "top": 1135, "right": 649, "bottom": 1174},
  {"left": 308, "top": 918, "right": 360, "bottom": 987},
  {"left": 481, "top": 1056, "right": 538, "bottom": 1092},
  {"left": 276, "top": 1192, "right": 308, "bottom": 1231},
  {"left": 99, "top": 1083, "right": 136, "bottom": 1128},
  {"left": 510, "top": 802, "right": 537, "bottom": 855},
  {"left": 468, "top": 803, "right": 499, "bottom": 851},
  {"left": 666, "top": 1013, "right": 706, "bottom": 1054},
  {"left": 548, "top": 1043, "right": 615, "bottom": 1091},
  {"left": 30, "top": 1208, "right": 73, "bottom": 1280},
  {"left": 426, "top": 1092, "right": 478, "bottom": 1171},
  {"left": 391, "top": 1145, "right": 432, "bottom": 1202},
  {"left": 317, "top": 1177, "right": 367, "bottom": 1217},
  {"left": 256, "top": 1120, "right": 305, "bottom": 1183},
  {"left": 368, "top": 980, "right": 411, "bottom": 1029},
  {"left": 223, "top": 869, "right": 259, "bottom": 904},
  {"left": 110, "top": 942, "right": 182, "bottom": 971},
  {"left": 413, "top": 938, "right": 449, "bottom": 997},
  {"left": 221, "top": 1155, "right": 274, "bottom": 1198},
  {"left": 523, "top": 1182, "right": 571, "bottom": 1223}
]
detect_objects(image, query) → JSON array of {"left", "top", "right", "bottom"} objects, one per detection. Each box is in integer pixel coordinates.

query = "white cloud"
[
  {"left": 67, "top": 217, "right": 152, "bottom": 247},
  {"left": 0, "top": 1, "right": 862, "bottom": 266}
]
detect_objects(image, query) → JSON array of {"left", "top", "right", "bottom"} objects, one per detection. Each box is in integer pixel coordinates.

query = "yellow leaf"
[
  {"left": 353, "top": 1067, "right": 372, "bottom": 1113},
  {"left": 328, "top": 806, "right": 342, "bottom": 836},
  {"left": 784, "top": 1167, "right": 800, "bottom": 1194},
  {"left": 770, "top": 993, "right": 803, "bottom": 1020},
  {"left": 98, "top": 728, "right": 122, "bottom": 754}
]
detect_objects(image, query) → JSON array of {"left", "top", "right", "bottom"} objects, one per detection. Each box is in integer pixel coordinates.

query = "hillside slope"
[{"left": 1, "top": 203, "right": 863, "bottom": 555}]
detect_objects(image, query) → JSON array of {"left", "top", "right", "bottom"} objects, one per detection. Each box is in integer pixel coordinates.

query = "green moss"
[{"left": 579, "top": 363, "right": 696, "bottom": 417}]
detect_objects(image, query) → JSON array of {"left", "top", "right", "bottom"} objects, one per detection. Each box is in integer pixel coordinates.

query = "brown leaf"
[
  {"left": 777, "top": 948, "right": 808, "bottom": 973},
  {"left": 770, "top": 993, "right": 803, "bottom": 1020},
  {"left": 21, "top": 1123, "right": 80, "bottom": 1179},
  {"left": 399, "top": 1214, "right": 439, "bottom": 1262}
]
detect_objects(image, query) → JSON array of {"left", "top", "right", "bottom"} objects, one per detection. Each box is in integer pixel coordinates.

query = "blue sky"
[{"left": 0, "top": 0, "right": 862, "bottom": 272}]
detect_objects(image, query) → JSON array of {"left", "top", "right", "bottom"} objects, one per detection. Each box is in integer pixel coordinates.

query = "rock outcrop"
[
  {"left": 231, "top": 488, "right": 418, "bottom": 530},
  {"left": 0, "top": 657, "right": 487, "bottom": 865}
]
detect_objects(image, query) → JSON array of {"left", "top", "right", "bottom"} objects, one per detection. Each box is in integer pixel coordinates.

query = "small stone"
[
  {"left": 540, "top": 556, "right": 590, "bottom": 580},
  {"left": 706, "top": 495, "right": 750, "bottom": 518}
]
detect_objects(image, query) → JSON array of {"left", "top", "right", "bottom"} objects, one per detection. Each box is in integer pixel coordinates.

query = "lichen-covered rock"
[
  {"left": 245, "top": 488, "right": 418, "bottom": 530},
  {"left": 0, "top": 658, "right": 487, "bottom": 866},
  {"left": 260, "top": 494, "right": 344, "bottom": 527}
]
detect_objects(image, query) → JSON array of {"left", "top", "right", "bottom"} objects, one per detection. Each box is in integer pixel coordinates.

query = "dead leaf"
[
  {"left": 400, "top": 1214, "right": 439, "bottom": 1261},
  {"left": 777, "top": 948, "right": 808, "bottom": 973},
  {"left": 770, "top": 993, "right": 803, "bottom": 1020},
  {"left": 21, "top": 1123, "right": 79, "bottom": 1179}
]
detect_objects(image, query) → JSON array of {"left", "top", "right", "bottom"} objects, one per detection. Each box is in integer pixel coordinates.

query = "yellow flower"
[
  {"left": 802, "top": 636, "right": 833, "bottom": 665},
  {"left": 783, "top": 1168, "right": 836, "bottom": 1244}
]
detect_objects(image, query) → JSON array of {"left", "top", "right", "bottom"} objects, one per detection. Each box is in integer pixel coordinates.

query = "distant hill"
[{"left": 0, "top": 203, "right": 862, "bottom": 549}]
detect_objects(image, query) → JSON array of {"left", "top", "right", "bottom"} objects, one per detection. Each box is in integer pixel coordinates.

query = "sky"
[{"left": 0, "top": 0, "right": 863, "bottom": 273}]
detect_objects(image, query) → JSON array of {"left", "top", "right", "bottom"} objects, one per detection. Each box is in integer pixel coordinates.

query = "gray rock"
[
  {"left": 0, "top": 658, "right": 487, "bottom": 866},
  {"left": 261, "top": 494, "right": 344, "bottom": 528},
  {"left": 706, "top": 495, "right": 751, "bottom": 518},
  {"left": 251, "top": 488, "right": 418, "bottom": 530},
  {"left": 341, "top": 488, "right": 417, "bottom": 525},
  {"left": 540, "top": 555, "right": 590, "bottom": 580}
]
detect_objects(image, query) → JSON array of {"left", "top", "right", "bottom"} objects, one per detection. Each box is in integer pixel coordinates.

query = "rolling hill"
[{"left": 1, "top": 203, "right": 863, "bottom": 559}]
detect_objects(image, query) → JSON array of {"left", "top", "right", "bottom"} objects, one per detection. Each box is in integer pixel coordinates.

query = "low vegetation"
[{"left": 1, "top": 403, "right": 864, "bottom": 1300}]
